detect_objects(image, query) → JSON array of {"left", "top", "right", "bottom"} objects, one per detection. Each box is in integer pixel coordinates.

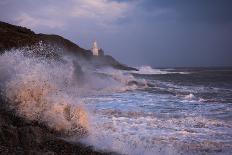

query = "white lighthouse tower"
[{"left": 92, "top": 40, "right": 99, "bottom": 56}]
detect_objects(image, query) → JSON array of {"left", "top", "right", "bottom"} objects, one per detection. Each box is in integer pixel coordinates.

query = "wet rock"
[
  {"left": 0, "top": 100, "right": 113, "bottom": 155},
  {"left": 0, "top": 126, "right": 19, "bottom": 147},
  {"left": 18, "top": 126, "right": 48, "bottom": 148}
]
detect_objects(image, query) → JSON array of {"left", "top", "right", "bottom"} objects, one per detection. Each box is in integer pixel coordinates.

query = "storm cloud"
[{"left": 1, "top": 0, "right": 232, "bottom": 67}]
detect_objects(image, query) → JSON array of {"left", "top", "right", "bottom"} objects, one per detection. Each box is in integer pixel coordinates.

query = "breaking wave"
[
  {"left": 2, "top": 46, "right": 230, "bottom": 155},
  {"left": 132, "top": 66, "right": 189, "bottom": 75},
  {"left": 0, "top": 49, "right": 89, "bottom": 134},
  {"left": 0, "top": 46, "right": 145, "bottom": 136}
]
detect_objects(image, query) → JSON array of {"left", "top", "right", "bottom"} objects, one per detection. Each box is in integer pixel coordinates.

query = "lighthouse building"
[
  {"left": 92, "top": 40, "right": 99, "bottom": 56},
  {"left": 91, "top": 40, "right": 104, "bottom": 56}
]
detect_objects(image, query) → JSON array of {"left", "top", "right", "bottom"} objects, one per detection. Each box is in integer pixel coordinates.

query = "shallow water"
[{"left": 81, "top": 67, "right": 232, "bottom": 155}]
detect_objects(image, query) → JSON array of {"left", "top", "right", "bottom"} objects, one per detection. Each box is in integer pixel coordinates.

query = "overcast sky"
[{"left": 1, "top": 0, "right": 232, "bottom": 67}]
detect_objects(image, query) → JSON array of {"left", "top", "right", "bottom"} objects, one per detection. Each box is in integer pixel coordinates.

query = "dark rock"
[
  {"left": 90, "top": 55, "right": 138, "bottom": 71},
  {"left": 0, "top": 99, "right": 114, "bottom": 155},
  {"left": 18, "top": 126, "right": 49, "bottom": 148},
  {"left": 0, "top": 21, "right": 38, "bottom": 52},
  {"left": 98, "top": 48, "right": 104, "bottom": 56},
  {"left": 0, "top": 126, "right": 20, "bottom": 147}
]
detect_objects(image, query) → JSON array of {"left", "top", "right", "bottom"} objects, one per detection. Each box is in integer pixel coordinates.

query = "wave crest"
[
  {"left": 132, "top": 66, "right": 189, "bottom": 75},
  {"left": 0, "top": 49, "right": 88, "bottom": 135},
  {"left": 0, "top": 47, "right": 146, "bottom": 135}
]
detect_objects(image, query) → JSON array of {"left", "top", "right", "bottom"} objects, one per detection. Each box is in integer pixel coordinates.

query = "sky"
[{"left": 0, "top": 0, "right": 232, "bottom": 67}]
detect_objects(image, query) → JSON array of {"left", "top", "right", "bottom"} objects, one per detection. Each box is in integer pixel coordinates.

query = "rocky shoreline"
[
  {"left": 0, "top": 99, "right": 115, "bottom": 155},
  {"left": 0, "top": 21, "right": 124, "bottom": 155}
]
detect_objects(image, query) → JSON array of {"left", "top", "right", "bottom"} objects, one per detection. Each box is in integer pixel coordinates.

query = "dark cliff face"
[
  {"left": 0, "top": 21, "right": 90, "bottom": 58},
  {"left": 0, "top": 21, "right": 38, "bottom": 51},
  {"left": 0, "top": 21, "right": 137, "bottom": 71},
  {"left": 37, "top": 34, "right": 93, "bottom": 58}
]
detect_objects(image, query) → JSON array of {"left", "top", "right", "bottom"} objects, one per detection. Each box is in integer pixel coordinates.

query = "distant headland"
[{"left": 0, "top": 21, "right": 137, "bottom": 71}]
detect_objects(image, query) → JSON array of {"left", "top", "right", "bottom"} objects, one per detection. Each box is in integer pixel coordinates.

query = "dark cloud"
[
  {"left": 0, "top": 0, "right": 232, "bottom": 67},
  {"left": 138, "top": 0, "right": 232, "bottom": 23}
]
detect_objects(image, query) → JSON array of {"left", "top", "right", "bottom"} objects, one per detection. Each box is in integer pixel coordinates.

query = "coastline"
[
  {"left": 0, "top": 21, "right": 125, "bottom": 155},
  {"left": 0, "top": 99, "right": 116, "bottom": 155}
]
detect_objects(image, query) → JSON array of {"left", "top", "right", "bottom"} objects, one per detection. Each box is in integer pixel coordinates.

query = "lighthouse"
[{"left": 92, "top": 40, "right": 99, "bottom": 56}]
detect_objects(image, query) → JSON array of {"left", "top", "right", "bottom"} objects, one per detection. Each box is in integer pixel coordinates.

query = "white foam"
[
  {"left": 132, "top": 66, "right": 189, "bottom": 75},
  {"left": 0, "top": 47, "right": 147, "bottom": 134},
  {"left": 184, "top": 93, "right": 195, "bottom": 100},
  {"left": 2, "top": 48, "right": 230, "bottom": 155},
  {"left": 0, "top": 49, "right": 90, "bottom": 133},
  {"left": 79, "top": 109, "right": 231, "bottom": 155},
  {"left": 135, "top": 66, "right": 169, "bottom": 75},
  {"left": 94, "top": 67, "right": 148, "bottom": 92}
]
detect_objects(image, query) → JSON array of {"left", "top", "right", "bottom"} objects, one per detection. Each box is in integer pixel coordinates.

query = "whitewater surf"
[{"left": 0, "top": 46, "right": 232, "bottom": 155}]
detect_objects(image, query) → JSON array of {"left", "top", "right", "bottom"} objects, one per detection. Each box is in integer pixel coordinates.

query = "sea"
[
  {"left": 79, "top": 66, "right": 232, "bottom": 155},
  {"left": 1, "top": 50, "right": 232, "bottom": 155}
]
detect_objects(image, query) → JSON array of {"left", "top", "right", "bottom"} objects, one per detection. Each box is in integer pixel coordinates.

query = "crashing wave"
[
  {"left": 0, "top": 46, "right": 146, "bottom": 135},
  {"left": 184, "top": 93, "right": 195, "bottom": 100},
  {"left": 132, "top": 66, "right": 189, "bottom": 75},
  {"left": 0, "top": 49, "right": 89, "bottom": 135}
]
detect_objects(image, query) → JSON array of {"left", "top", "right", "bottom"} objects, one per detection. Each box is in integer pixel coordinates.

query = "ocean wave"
[
  {"left": 79, "top": 109, "right": 232, "bottom": 155},
  {"left": 0, "top": 47, "right": 147, "bottom": 135},
  {"left": 94, "top": 67, "right": 148, "bottom": 92},
  {"left": 0, "top": 49, "right": 89, "bottom": 134},
  {"left": 131, "top": 66, "right": 189, "bottom": 75},
  {"left": 184, "top": 93, "right": 195, "bottom": 100},
  {"left": 2, "top": 47, "right": 231, "bottom": 155}
]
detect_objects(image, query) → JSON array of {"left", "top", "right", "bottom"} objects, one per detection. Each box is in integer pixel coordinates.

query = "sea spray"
[
  {"left": 0, "top": 48, "right": 89, "bottom": 134},
  {"left": 0, "top": 47, "right": 159, "bottom": 154},
  {"left": 1, "top": 48, "right": 231, "bottom": 155},
  {"left": 132, "top": 65, "right": 189, "bottom": 75},
  {"left": 0, "top": 46, "right": 145, "bottom": 135}
]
